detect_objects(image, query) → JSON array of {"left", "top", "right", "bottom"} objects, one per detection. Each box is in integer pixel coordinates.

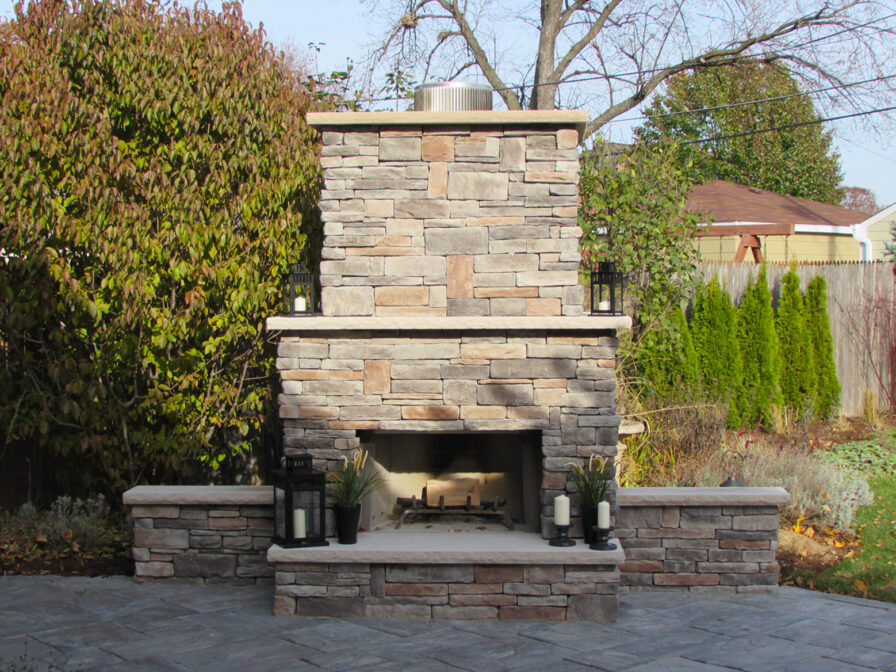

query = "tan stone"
[
  {"left": 541, "top": 471, "right": 567, "bottom": 490},
  {"left": 535, "top": 388, "right": 567, "bottom": 406},
  {"left": 446, "top": 255, "right": 474, "bottom": 298},
  {"left": 526, "top": 298, "right": 562, "bottom": 316},
  {"left": 364, "top": 200, "right": 394, "bottom": 217},
  {"left": 422, "top": 135, "right": 455, "bottom": 162},
  {"left": 428, "top": 161, "right": 448, "bottom": 198},
  {"left": 534, "top": 378, "right": 568, "bottom": 388},
  {"left": 460, "top": 343, "right": 526, "bottom": 359},
  {"left": 556, "top": 129, "right": 579, "bottom": 149},
  {"left": 508, "top": 406, "right": 549, "bottom": 419},
  {"left": 329, "top": 421, "right": 380, "bottom": 430},
  {"left": 375, "top": 286, "right": 429, "bottom": 306},
  {"left": 364, "top": 360, "right": 391, "bottom": 395},
  {"left": 297, "top": 406, "right": 339, "bottom": 420},
  {"left": 402, "top": 406, "right": 460, "bottom": 420},
  {"left": 467, "top": 216, "right": 525, "bottom": 227},
  {"left": 376, "top": 235, "right": 411, "bottom": 247},
  {"left": 473, "top": 287, "right": 538, "bottom": 298},
  {"left": 553, "top": 206, "right": 578, "bottom": 217},
  {"left": 460, "top": 406, "right": 507, "bottom": 419},
  {"left": 376, "top": 306, "right": 446, "bottom": 316},
  {"left": 345, "top": 246, "right": 423, "bottom": 256},
  {"left": 282, "top": 370, "right": 363, "bottom": 381},
  {"left": 524, "top": 171, "right": 577, "bottom": 183}
]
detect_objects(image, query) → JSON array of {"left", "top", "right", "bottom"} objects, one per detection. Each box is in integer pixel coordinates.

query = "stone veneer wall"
[
  {"left": 316, "top": 121, "right": 585, "bottom": 318},
  {"left": 124, "top": 486, "right": 274, "bottom": 584},
  {"left": 616, "top": 487, "right": 790, "bottom": 593},
  {"left": 271, "top": 562, "right": 619, "bottom": 622},
  {"left": 276, "top": 329, "right": 619, "bottom": 537}
]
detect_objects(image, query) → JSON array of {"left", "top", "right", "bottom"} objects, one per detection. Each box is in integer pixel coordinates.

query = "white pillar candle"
[
  {"left": 292, "top": 507, "right": 306, "bottom": 538},
  {"left": 294, "top": 296, "right": 307, "bottom": 312},
  {"left": 597, "top": 300, "right": 611, "bottom": 312},
  {"left": 597, "top": 501, "right": 611, "bottom": 529},
  {"left": 554, "top": 495, "right": 570, "bottom": 526}
]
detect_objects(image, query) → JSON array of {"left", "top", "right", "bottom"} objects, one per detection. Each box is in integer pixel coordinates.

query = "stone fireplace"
[
  {"left": 268, "top": 109, "right": 630, "bottom": 539},
  {"left": 263, "top": 108, "right": 630, "bottom": 620}
]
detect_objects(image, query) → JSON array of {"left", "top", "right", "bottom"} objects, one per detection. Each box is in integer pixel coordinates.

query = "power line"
[
  {"left": 836, "top": 134, "right": 896, "bottom": 166},
  {"left": 678, "top": 104, "right": 896, "bottom": 145}
]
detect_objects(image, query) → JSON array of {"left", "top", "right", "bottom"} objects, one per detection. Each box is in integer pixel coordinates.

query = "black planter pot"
[
  {"left": 581, "top": 504, "right": 597, "bottom": 545},
  {"left": 335, "top": 504, "right": 362, "bottom": 545}
]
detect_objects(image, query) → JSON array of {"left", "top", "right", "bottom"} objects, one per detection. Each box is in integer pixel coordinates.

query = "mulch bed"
[{"left": 1, "top": 553, "right": 133, "bottom": 577}]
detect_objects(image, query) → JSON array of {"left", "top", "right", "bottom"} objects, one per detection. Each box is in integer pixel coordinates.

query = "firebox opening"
[{"left": 360, "top": 431, "right": 542, "bottom": 533}]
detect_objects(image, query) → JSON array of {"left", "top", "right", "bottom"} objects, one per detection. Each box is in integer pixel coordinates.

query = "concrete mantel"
[
  {"left": 307, "top": 110, "right": 589, "bottom": 141},
  {"left": 267, "top": 315, "right": 631, "bottom": 333},
  {"left": 267, "top": 531, "right": 623, "bottom": 565},
  {"left": 617, "top": 486, "right": 791, "bottom": 507},
  {"left": 123, "top": 485, "right": 272, "bottom": 507}
]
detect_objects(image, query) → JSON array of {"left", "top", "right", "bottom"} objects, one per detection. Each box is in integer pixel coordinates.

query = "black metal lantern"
[
  {"left": 590, "top": 261, "right": 624, "bottom": 315},
  {"left": 285, "top": 263, "right": 316, "bottom": 315},
  {"left": 272, "top": 454, "right": 329, "bottom": 548}
]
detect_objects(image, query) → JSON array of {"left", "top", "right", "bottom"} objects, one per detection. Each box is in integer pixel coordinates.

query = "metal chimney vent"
[{"left": 414, "top": 82, "right": 492, "bottom": 111}]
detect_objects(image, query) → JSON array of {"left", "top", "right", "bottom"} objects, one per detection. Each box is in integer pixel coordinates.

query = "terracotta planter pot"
[{"left": 335, "top": 504, "right": 362, "bottom": 545}]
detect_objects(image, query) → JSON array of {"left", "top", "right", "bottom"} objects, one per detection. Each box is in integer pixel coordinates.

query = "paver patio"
[{"left": 1, "top": 576, "right": 895, "bottom": 671}]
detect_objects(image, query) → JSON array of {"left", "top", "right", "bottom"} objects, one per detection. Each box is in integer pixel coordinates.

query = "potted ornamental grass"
[
  {"left": 567, "top": 455, "right": 614, "bottom": 544},
  {"left": 327, "top": 449, "right": 385, "bottom": 544}
]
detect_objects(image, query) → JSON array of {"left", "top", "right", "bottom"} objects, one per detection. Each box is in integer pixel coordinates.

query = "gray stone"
[
  {"left": 394, "top": 199, "right": 450, "bottom": 219},
  {"left": 425, "top": 227, "right": 489, "bottom": 255},
  {"left": 567, "top": 594, "right": 619, "bottom": 623},
  {"left": 321, "top": 286, "right": 375, "bottom": 316},
  {"left": 134, "top": 528, "right": 189, "bottom": 550},
  {"left": 446, "top": 172, "right": 509, "bottom": 200},
  {"left": 386, "top": 564, "right": 474, "bottom": 583},
  {"left": 173, "top": 553, "right": 236, "bottom": 578},
  {"left": 294, "top": 597, "right": 367, "bottom": 617},
  {"left": 446, "top": 299, "right": 490, "bottom": 316},
  {"left": 379, "top": 138, "right": 421, "bottom": 161},
  {"left": 477, "top": 383, "right": 534, "bottom": 406},
  {"left": 490, "top": 358, "right": 577, "bottom": 379}
]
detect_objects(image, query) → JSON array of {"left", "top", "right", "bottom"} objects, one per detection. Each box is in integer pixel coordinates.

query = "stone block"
[
  {"left": 447, "top": 298, "right": 489, "bottom": 316},
  {"left": 475, "top": 565, "right": 523, "bottom": 583},
  {"left": 477, "top": 384, "right": 534, "bottom": 406},
  {"left": 524, "top": 566, "right": 564, "bottom": 583},
  {"left": 499, "top": 606, "right": 566, "bottom": 621},
  {"left": 422, "top": 135, "right": 455, "bottom": 161},
  {"left": 679, "top": 513, "right": 732, "bottom": 530},
  {"left": 273, "top": 595, "right": 295, "bottom": 616},
  {"left": 567, "top": 595, "right": 618, "bottom": 623},
  {"left": 386, "top": 565, "right": 474, "bottom": 583},
  {"left": 135, "top": 561, "right": 174, "bottom": 578},
  {"left": 504, "top": 582, "right": 550, "bottom": 596},
  {"left": 379, "top": 137, "right": 420, "bottom": 161},
  {"left": 322, "top": 286, "right": 374, "bottom": 316},
  {"left": 447, "top": 172, "right": 509, "bottom": 201},
  {"left": 732, "top": 515, "right": 779, "bottom": 531},
  {"left": 450, "top": 594, "right": 517, "bottom": 606},
  {"left": 426, "top": 227, "right": 488, "bottom": 255},
  {"left": 500, "top": 137, "right": 526, "bottom": 171},
  {"left": 654, "top": 573, "right": 720, "bottom": 586},
  {"left": 444, "top": 380, "right": 477, "bottom": 405},
  {"left": 432, "top": 606, "right": 498, "bottom": 620},
  {"left": 526, "top": 298, "right": 562, "bottom": 316},
  {"left": 277, "top": 585, "right": 329, "bottom": 598},
  {"left": 551, "top": 582, "right": 598, "bottom": 595},
  {"left": 402, "top": 406, "right": 460, "bottom": 420},
  {"left": 173, "top": 554, "right": 236, "bottom": 578},
  {"left": 392, "top": 363, "right": 442, "bottom": 379},
  {"left": 445, "top": 255, "right": 474, "bottom": 298},
  {"left": 190, "top": 534, "right": 223, "bottom": 549},
  {"left": 385, "top": 583, "right": 448, "bottom": 596},
  {"left": 294, "top": 597, "right": 367, "bottom": 618},
  {"left": 375, "top": 286, "right": 429, "bottom": 306},
  {"left": 130, "top": 505, "right": 180, "bottom": 519},
  {"left": 490, "top": 358, "right": 576, "bottom": 379},
  {"left": 134, "top": 528, "right": 189, "bottom": 550},
  {"left": 394, "top": 199, "right": 450, "bottom": 219},
  {"left": 394, "top": 342, "right": 460, "bottom": 359}
]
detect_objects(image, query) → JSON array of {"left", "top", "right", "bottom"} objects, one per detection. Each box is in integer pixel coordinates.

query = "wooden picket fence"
[{"left": 697, "top": 261, "right": 896, "bottom": 416}]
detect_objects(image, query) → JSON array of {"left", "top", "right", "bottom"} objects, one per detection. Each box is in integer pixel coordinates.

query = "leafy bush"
[
  {"left": 819, "top": 433, "right": 896, "bottom": 477},
  {"left": 805, "top": 276, "right": 841, "bottom": 419},
  {"left": 636, "top": 306, "right": 698, "bottom": 397}
]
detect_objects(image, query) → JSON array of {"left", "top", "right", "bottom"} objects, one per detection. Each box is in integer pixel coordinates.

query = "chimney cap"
[{"left": 414, "top": 81, "right": 492, "bottom": 112}]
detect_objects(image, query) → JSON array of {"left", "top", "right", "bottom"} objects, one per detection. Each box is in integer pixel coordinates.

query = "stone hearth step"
[{"left": 268, "top": 531, "right": 624, "bottom": 622}]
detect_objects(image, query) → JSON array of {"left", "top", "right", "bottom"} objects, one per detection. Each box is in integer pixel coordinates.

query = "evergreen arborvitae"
[
  {"left": 636, "top": 307, "right": 698, "bottom": 397},
  {"left": 690, "top": 278, "right": 742, "bottom": 427},
  {"left": 735, "top": 267, "right": 781, "bottom": 426},
  {"left": 805, "top": 276, "right": 840, "bottom": 419},
  {"left": 775, "top": 270, "right": 816, "bottom": 415}
]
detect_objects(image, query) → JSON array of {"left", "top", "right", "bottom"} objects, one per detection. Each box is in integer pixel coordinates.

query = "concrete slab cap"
[
  {"left": 267, "top": 531, "right": 624, "bottom": 565},
  {"left": 266, "top": 315, "right": 631, "bottom": 332},
  {"left": 123, "top": 485, "right": 273, "bottom": 507},
  {"left": 617, "top": 487, "right": 790, "bottom": 507}
]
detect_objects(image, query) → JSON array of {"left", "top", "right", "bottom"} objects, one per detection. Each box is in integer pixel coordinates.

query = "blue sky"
[{"left": 2, "top": 0, "right": 894, "bottom": 207}]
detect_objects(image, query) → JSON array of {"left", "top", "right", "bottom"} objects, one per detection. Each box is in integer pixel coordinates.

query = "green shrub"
[
  {"left": 690, "top": 278, "right": 742, "bottom": 427},
  {"left": 819, "top": 433, "right": 896, "bottom": 477},
  {"left": 735, "top": 267, "right": 782, "bottom": 426},
  {"left": 776, "top": 269, "right": 816, "bottom": 415},
  {"left": 685, "top": 439, "right": 872, "bottom": 530},
  {"left": 805, "top": 276, "right": 841, "bottom": 419},
  {"left": 637, "top": 306, "right": 698, "bottom": 396}
]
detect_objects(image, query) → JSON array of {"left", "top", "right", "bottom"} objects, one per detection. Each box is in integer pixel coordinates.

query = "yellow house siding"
[
  {"left": 696, "top": 236, "right": 741, "bottom": 261},
  {"left": 698, "top": 233, "right": 861, "bottom": 262},
  {"left": 867, "top": 217, "right": 893, "bottom": 260}
]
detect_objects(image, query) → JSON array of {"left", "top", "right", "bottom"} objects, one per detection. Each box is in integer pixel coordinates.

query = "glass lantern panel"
[{"left": 294, "top": 489, "right": 318, "bottom": 539}]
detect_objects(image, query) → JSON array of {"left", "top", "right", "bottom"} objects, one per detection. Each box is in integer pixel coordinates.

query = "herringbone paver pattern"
[{"left": 1, "top": 576, "right": 894, "bottom": 671}]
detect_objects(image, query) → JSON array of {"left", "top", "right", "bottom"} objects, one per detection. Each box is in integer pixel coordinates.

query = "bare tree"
[
  {"left": 362, "top": 0, "right": 896, "bottom": 139},
  {"left": 840, "top": 186, "right": 880, "bottom": 213}
]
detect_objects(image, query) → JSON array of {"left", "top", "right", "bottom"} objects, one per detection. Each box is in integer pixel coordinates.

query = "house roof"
[{"left": 687, "top": 180, "right": 868, "bottom": 236}]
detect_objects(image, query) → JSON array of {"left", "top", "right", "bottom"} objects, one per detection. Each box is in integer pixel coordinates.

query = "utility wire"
[
  {"left": 835, "top": 134, "right": 896, "bottom": 166},
  {"left": 678, "top": 104, "right": 896, "bottom": 145}
]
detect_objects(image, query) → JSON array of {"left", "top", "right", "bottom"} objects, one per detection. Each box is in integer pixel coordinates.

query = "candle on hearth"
[
  {"left": 294, "top": 296, "right": 307, "bottom": 312},
  {"left": 293, "top": 508, "right": 306, "bottom": 538},
  {"left": 597, "top": 501, "right": 610, "bottom": 529},
  {"left": 554, "top": 495, "right": 570, "bottom": 526},
  {"left": 597, "top": 300, "right": 610, "bottom": 312}
]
